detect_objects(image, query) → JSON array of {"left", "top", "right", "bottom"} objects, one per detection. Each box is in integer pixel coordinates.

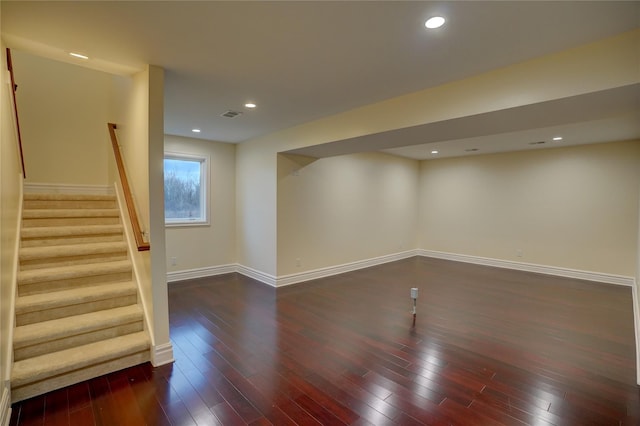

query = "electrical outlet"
[
  {"left": 171, "top": 257, "right": 177, "bottom": 266},
  {"left": 296, "top": 258, "right": 301, "bottom": 267},
  {"left": 516, "top": 249, "right": 523, "bottom": 258}
]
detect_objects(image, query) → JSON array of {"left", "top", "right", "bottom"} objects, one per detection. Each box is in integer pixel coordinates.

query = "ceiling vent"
[
  {"left": 221, "top": 110, "right": 243, "bottom": 118},
  {"left": 528, "top": 141, "right": 546, "bottom": 145}
]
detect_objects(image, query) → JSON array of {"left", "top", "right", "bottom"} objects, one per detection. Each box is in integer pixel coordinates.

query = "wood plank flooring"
[{"left": 9, "top": 256, "right": 640, "bottom": 425}]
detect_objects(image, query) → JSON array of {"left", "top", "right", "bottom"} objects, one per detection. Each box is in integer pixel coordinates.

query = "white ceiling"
[{"left": 2, "top": 1, "right": 639, "bottom": 159}]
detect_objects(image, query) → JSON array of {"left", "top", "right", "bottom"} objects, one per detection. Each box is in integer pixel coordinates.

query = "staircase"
[{"left": 11, "top": 192, "right": 150, "bottom": 402}]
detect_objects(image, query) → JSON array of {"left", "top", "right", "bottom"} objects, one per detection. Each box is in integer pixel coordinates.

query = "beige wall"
[
  {"left": 12, "top": 50, "right": 112, "bottom": 186},
  {"left": 1, "top": 41, "right": 23, "bottom": 408},
  {"left": 146, "top": 65, "right": 170, "bottom": 356},
  {"left": 165, "top": 135, "right": 236, "bottom": 272},
  {"left": 237, "top": 30, "right": 640, "bottom": 277},
  {"left": 236, "top": 139, "right": 279, "bottom": 276},
  {"left": 108, "top": 69, "right": 154, "bottom": 331},
  {"left": 108, "top": 71, "right": 150, "bottom": 236},
  {"left": 108, "top": 66, "right": 171, "bottom": 361},
  {"left": 277, "top": 152, "right": 418, "bottom": 275},
  {"left": 418, "top": 140, "right": 640, "bottom": 277},
  {"left": 636, "top": 166, "right": 640, "bottom": 384}
]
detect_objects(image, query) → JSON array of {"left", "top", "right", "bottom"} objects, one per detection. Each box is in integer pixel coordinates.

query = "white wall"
[
  {"left": 1, "top": 41, "right": 23, "bottom": 419},
  {"left": 12, "top": 50, "right": 111, "bottom": 186},
  {"left": 165, "top": 135, "right": 236, "bottom": 272},
  {"left": 277, "top": 152, "right": 418, "bottom": 276},
  {"left": 418, "top": 140, "right": 640, "bottom": 277}
]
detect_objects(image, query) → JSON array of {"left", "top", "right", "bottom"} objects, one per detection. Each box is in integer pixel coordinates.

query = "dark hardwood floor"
[{"left": 9, "top": 257, "right": 640, "bottom": 425}]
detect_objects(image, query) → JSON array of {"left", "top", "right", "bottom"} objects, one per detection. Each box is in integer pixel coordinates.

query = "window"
[{"left": 164, "top": 153, "right": 208, "bottom": 226}]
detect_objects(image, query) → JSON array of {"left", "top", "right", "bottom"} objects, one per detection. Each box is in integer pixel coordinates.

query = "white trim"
[
  {"left": 418, "top": 250, "right": 635, "bottom": 287},
  {"left": 114, "top": 182, "right": 155, "bottom": 343},
  {"left": 23, "top": 182, "right": 113, "bottom": 195},
  {"left": 167, "top": 264, "right": 236, "bottom": 283},
  {"left": 163, "top": 152, "right": 210, "bottom": 226},
  {"left": 632, "top": 280, "right": 640, "bottom": 385},
  {"left": 151, "top": 342, "right": 174, "bottom": 367},
  {"left": 4, "top": 182, "right": 22, "bottom": 380},
  {"left": 235, "top": 264, "right": 278, "bottom": 287},
  {"left": 0, "top": 384, "right": 10, "bottom": 426},
  {"left": 276, "top": 250, "right": 419, "bottom": 287},
  {"left": 168, "top": 251, "right": 419, "bottom": 287}
]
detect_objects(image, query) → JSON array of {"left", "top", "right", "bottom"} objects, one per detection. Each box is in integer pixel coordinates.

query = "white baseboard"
[
  {"left": 0, "top": 384, "right": 10, "bottom": 426},
  {"left": 418, "top": 249, "right": 634, "bottom": 287},
  {"left": 235, "top": 264, "right": 278, "bottom": 287},
  {"left": 167, "top": 249, "right": 632, "bottom": 289},
  {"left": 168, "top": 251, "right": 418, "bottom": 288},
  {"left": 167, "top": 264, "right": 236, "bottom": 283},
  {"left": 276, "top": 250, "right": 419, "bottom": 287},
  {"left": 24, "top": 183, "right": 113, "bottom": 195},
  {"left": 632, "top": 282, "right": 640, "bottom": 385},
  {"left": 151, "top": 342, "right": 174, "bottom": 367}
]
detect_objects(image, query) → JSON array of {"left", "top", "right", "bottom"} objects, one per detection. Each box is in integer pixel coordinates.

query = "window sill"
[{"left": 165, "top": 220, "right": 210, "bottom": 228}]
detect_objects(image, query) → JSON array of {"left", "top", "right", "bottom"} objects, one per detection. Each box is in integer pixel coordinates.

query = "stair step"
[
  {"left": 23, "top": 193, "right": 116, "bottom": 210},
  {"left": 15, "top": 282, "right": 138, "bottom": 325},
  {"left": 20, "top": 225, "right": 124, "bottom": 247},
  {"left": 11, "top": 191, "right": 151, "bottom": 403},
  {"left": 22, "top": 209, "right": 121, "bottom": 229},
  {"left": 11, "top": 332, "right": 150, "bottom": 402},
  {"left": 20, "top": 242, "right": 128, "bottom": 260},
  {"left": 22, "top": 209, "right": 121, "bottom": 228},
  {"left": 20, "top": 242, "right": 128, "bottom": 270},
  {"left": 24, "top": 193, "right": 115, "bottom": 201},
  {"left": 23, "top": 209, "right": 120, "bottom": 219},
  {"left": 21, "top": 224, "right": 123, "bottom": 239},
  {"left": 18, "top": 261, "right": 132, "bottom": 296},
  {"left": 14, "top": 305, "right": 143, "bottom": 360}
]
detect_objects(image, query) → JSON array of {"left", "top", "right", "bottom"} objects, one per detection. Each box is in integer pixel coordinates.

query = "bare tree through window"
[{"left": 164, "top": 155, "right": 206, "bottom": 224}]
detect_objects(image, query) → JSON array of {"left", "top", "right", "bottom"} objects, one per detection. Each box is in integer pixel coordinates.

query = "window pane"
[{"left": 164, "top": 158, "right": 203, "bottom": 221}]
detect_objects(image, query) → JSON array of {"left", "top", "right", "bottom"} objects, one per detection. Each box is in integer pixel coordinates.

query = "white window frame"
[{"left": 164, "top": 152, "right": 210, "bottom": 227}]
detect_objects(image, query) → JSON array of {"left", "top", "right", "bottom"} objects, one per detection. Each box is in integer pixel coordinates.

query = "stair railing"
[
  {"left": 107, "top": 123, "right": 150, "bottom": 251},
  {"left": 6, "top": 48, "right": 26, "bottom": 179}
]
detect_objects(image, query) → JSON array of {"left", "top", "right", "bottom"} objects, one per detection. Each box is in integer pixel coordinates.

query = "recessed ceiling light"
[
  {"left": 425, "top": 16, "right": 445, "bottom": 29},
  {"left": 244, "top": 103, "right": 257, "bottom": 109},
  {"left": 69, "top": 52, "right": 89, "bottom": 60},
  {"left": 192, "top": 129, "right": 201, "bottom": 133},
  {"left": 552, "top": 136, "right": 563, "bottom": 141},
  {"left": 431, "top": 150, "right": 439, "bottom": 154}
]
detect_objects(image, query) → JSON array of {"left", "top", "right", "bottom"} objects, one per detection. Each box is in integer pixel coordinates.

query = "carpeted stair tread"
[
  {"left": 21, "top": 225, "right": 123, "bottom": 239},
  {"left": 20, "top": 242, "right": 127, "bottom": 261},
  {"left": 11, "top": 332, "right": 149, "bottom": 388},
  {"left": 23, "top": 209, "right": 120, "bottom": 219},
  {"left": 12, "top": 191, "right": 150, "bottom": 402},
  {"left": 14, "top": 305, "right": 143, "bottom": 349},
  {"left": 24, "top": 193, "right": 115, "bottom": 201},
  {"left": 15, "top": 282, "right": 137, "bottom": 314},
  {"left": 18, "top": 260, "right": 131, "bottom": 286}
]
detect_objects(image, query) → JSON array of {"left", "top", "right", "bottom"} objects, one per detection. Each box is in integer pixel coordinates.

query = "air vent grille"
[
  {"left": 221, "top": 110, "right": 243, "bottom": 118},
  {"left": 528, "top": 141, "right": 546, "bottom": 145}
]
